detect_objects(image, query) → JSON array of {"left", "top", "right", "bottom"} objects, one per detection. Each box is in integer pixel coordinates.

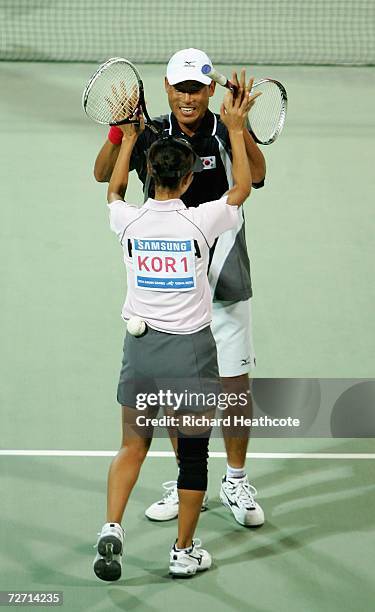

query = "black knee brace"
[{"left": 177, "top": 435, "right": 209, "bottom": 491}]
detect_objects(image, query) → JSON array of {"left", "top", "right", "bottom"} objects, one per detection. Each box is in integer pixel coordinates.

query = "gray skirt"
[{"left": 117, "top": 325, "right": 220, "bottom": 413}]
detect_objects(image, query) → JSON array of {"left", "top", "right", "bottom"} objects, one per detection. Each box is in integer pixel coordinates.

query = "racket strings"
[
  {"left": 250, "top": 81, "right": 285, "bottom": 143},
  {"left": 85, "top": 61, "right": 140, "bottom": 125}
]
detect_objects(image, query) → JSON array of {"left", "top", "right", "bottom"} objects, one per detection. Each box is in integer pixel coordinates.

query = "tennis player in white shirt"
[{"left": 93, "top": 81, "right": 259, "bottom": 581}]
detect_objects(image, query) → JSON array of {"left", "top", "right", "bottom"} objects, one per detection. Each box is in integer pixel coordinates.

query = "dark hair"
[{"left": 147, "top": 136, "right": 195, "bottom": 189}]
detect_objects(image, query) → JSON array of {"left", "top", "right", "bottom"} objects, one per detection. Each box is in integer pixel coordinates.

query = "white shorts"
[{"left": 211, "top": 298, "right": 256, "bottom": 377}]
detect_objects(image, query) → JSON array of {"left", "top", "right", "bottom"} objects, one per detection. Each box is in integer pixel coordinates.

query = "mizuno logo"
[
  {"left": 188, "top": 554, "right": 202, "bottom": 565},
  {"left": 241, "top": 358, "right": 251, "bottom": 366},
  {"left": 222, "top": 490, "right": 239, "bottom": 508},
  {"left": 184, "top": 61, "right": 196, "bottom": 67}
]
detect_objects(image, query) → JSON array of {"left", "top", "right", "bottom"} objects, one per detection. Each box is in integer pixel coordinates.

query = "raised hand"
[
  {"left": 118, "top": 112, "right": 145, "bottom": 138},
  {"left": 105, "top": 81, "right": 139, "bottom": 123},
  {"left": 220, "top": 71, "right": 262, "bottom": 133},
  {"left": 105, "top": 81, "right": 144, "bottom": 138}
]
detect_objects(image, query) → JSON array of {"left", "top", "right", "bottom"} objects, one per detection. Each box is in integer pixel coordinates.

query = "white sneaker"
[
  {"left": 220, "top": 475, "right": 265, "bottom": 527},
  {"left": 93, "top": 522, "right": 124, "bottom": 582},
  {"left": 145, "top": 481, "right": 208, "bottom": 521},
  {"left": 169, "top": 539, "right": 212, "bottom": 576}
]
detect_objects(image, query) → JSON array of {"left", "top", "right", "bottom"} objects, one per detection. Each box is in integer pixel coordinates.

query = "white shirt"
[{"left": 108, "top": 196, "right": 238, "bottom": 334}]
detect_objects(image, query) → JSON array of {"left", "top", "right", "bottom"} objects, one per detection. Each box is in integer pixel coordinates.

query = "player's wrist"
[
  {"left": 120, "top": 132, "right": 138, "bottom": 146},
  {"left": 228, "top": 128, "right": 244, "bottom": 136}
]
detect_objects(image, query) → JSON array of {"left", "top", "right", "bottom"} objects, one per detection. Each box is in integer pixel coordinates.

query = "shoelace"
[
  {"left": 192, "top": 538, "right": 202, "bottom": 550},
  {"left": 228, "top": 477, "right": 258, "bottom": 509},
  {"left": 160, "top": 480, "right": 178, "bottom": 503}
]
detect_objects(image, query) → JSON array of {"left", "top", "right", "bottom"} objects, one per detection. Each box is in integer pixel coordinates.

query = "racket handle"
[
  {"left": 202, "top": 65, "right": 226, "bottom": 86},
  {"left": 202, "top": 65, "right": 237, "bottom": 94}
]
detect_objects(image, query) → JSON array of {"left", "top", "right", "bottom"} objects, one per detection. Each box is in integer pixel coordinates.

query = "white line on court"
[{"left": 0, "top": 450, "right": 374, "bottom": 459}]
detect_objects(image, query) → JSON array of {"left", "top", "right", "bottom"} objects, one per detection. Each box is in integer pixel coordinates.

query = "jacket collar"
[
  {"left": 168, "top": 110, "right": 217, "bottom": 138},
  {"left": 143, "top": 198, "right": 187, "bottom": 211}
]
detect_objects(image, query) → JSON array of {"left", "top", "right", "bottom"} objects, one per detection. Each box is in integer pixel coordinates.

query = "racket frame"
[
  {"left": 250, "top": 78, "right": 288, "bottom": 145},
  {"left": 82, "top": 57, "right": 159, "bottom": 133},
  {"left": 202, "top": 65, "right": 287, "bottom": 145}
]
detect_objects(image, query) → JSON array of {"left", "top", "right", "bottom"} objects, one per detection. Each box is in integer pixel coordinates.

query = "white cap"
[{"left": 166, "top": 48, "right": 212, "bottom": 86}]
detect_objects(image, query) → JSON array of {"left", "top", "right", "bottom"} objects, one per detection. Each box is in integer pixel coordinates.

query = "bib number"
[{"left": 133, "top": 238, "right": 196, "bottom": 291}]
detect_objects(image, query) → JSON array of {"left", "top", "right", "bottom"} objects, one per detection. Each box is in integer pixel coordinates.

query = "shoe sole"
[
  {"left": 94, "top": 543, "right": 122, "bottom": 582},
  {"left": 169, "top": 566, "right": 197, "bottom": 577},
  {"left": 169, "top": 564, "right": 210, "bottom": 577},
  {"left": 145, "top": 504, "right": 208, "bottom": 522},
  {"left": 97, "top": 535, "right": 122, "bottom": 555},
  {"left": 220, "top": 492, "right": 264, "bottom": 527}
]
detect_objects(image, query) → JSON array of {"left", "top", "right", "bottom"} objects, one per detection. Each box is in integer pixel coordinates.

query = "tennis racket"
[
  {"left": 82, "top": 57, "right": 159, "bottom": 133},
  {"left": 202, "top": 65, "right": 287, "bottom": 145}
]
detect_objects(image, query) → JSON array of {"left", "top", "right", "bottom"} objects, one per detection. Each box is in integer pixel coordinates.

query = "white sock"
[
  {"left": 174, "top": 542, "right": 193, "bottom": 552},
  {"left": 226, "top": 464, "right": 246, "bottom": 479}
]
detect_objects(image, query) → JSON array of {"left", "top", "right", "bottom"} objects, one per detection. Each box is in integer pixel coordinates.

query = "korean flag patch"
[{"left": 200, "top": 156, "right": 216, "bottom": 170}]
